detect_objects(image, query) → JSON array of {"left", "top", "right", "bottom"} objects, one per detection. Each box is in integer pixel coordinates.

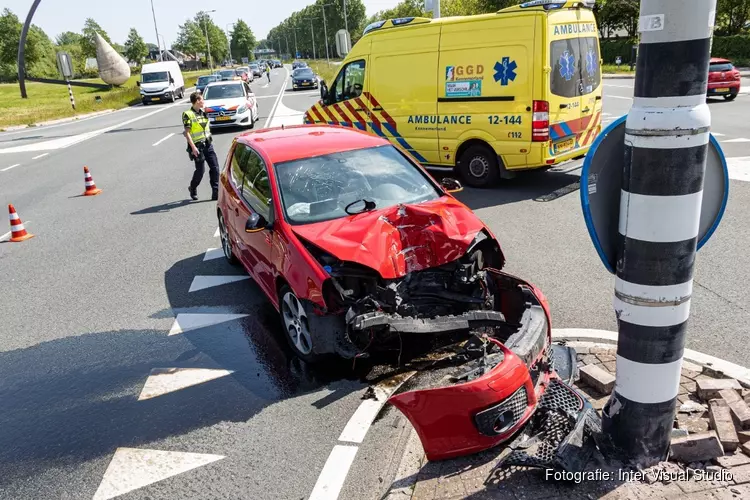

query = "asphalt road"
[{"left": 1, "top": 68, "right": 750, "bottom": 500}]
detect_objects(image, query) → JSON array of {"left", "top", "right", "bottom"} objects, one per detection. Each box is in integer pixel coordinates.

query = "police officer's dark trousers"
[{"left": 190, "top": 142, "right": 219, "bottom": 193}]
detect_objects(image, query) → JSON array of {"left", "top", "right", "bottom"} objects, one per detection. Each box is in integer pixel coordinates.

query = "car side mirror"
[
  {"left": 246, "top": 212, "right": 269, "bottom": 233},
  {"left": 440, "top": 178, "right": 463, "bottom": 193},
  {"left": 320, "top": 81, "right": 328, "bottom": 102}
]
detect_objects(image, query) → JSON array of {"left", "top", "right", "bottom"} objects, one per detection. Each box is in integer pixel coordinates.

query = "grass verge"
[
  {"left": 304, "top": 60, "right": 341, "bottom": 85},
  {"left": 602, "top": 63, "right": 634, "bottom": 75},
  {"left": 0, "top": 69, "right": 213, "bottom": 130}
]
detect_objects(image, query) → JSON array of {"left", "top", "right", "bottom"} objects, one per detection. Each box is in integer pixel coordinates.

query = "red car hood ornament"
[{"left": 291, "top": 198, "right": 486, "bottom": 279}]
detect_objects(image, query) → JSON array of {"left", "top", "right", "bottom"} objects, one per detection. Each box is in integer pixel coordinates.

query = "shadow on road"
[
  {"left": 130, "top": 199, "right": 213, "bottom": 215},
  {"left": 0, "top": 251, "right": 366, "bottom": 485},
  {"left": 453, "top": 169, "right": 582, "bottom": 211}
]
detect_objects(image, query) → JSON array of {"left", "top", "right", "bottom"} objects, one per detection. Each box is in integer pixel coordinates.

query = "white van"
[{"left": 139, "top": 61, "right": 185, "bottom": 104}]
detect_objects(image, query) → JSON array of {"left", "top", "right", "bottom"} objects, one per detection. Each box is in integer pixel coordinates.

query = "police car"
[{"left": 201, "top": 81, "right": 259, "bottom": 128}]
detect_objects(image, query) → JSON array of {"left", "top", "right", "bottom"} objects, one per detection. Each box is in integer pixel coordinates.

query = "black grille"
[
  {"left": 474, "top": 386, "right": 529, "bottom": 436},
  {"left": 538, "top": 378, "right": 585, "bottom": 417}
]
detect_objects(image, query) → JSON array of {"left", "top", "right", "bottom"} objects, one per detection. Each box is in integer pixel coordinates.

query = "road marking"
[
  {"left": 604, "top": 84, "right": 634, "bottom": 88},
  {"left": 602, "top": 112, "right": 612, "bottom": 116},
  {"left": 152, "top": 133, "right": 175, "bottom": 146},
  {"left": 722, "top": 138, "right": 750, "bottom": 143},
  {"left": 309, "top": 371, "right": 415, "bottom": 499},
  {"left": 138, "top": 368, "right": 234, "bottom": 400},
  {"left": 214, "top": 227, "right": 220, "bottom": 238},
  {"left": 607, "top": 95, "right": 633, "bottom": 100},
  {"left": 203, "top": 247, "right": 224, "bottom": 261},
  {"left": 168, "top": 313, "right": 248, "bottom": 335},
  {"left": 269, "top": 101, "right": 306, "bottom": 128},
  {"left": 308, "top": 446, "right": 359, "bottom": 500},
  {"left": 255, "top": 95, "right": 280, "bottom": 99},
  {"left": 1, "top": 163, "right": 20, "bottom": 171},
  {"left": 32, "top": 153, "right": 49, "bottom": 159},
  {"left": 712, "top": 132, "right": 726, "bottom": 137},
  {"left": 727, "top": 156, "right": 750, "bottom": 182},
  {"left": 0, "top": 220, "right": 30, "bottom": 242},
  {"left": 92, "top": 448, "right": 225, "bottom": 500},
  {"left": 0, "top": 100, "right": 186, "bottom": 154},
  {"left": 264, "top": 66, "right": 290, "bottom": 129},
  {"left": 189, "top": 275, "right": 249, "bottom": 292}
]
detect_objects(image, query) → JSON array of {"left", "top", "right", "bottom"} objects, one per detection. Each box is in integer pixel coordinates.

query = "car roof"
[
  {"left": 710, "top": 57, "right": 731, "bottom": 64},
  {"left": 204, "top": 81, "right": 243, "bottom": 88},
  {"left": 236, "top": 124, "right": 392, "bottom": 164}
]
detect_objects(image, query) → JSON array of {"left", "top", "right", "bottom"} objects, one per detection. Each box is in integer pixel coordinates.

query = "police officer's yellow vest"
[{"left": 183, "top": 109, "right": 211, "bottom": 143}]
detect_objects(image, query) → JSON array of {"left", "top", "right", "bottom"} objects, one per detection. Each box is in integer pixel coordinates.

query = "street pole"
[
  {"left": 293, "top": 28, "right": 298, "bottom": 59},
  {"left": 309, "top": 18, "right": 316, "bottom": 60},
  {"left": 321, "top": 5, "right": 330, "bottom": 65},
  {"left": 150, "top": 0, "right": 162, "bottom": 61},
  {"left": 67, "top": 79, "right": 75, "bottom": 110},
  {"left": 284, "top": 33, "right": 290, "bottom": 60},
  {"left": 204, "top": 10, "right": 217, "bottom": 70},
  {"left": 434, "top": 0, "right": 441, "bottom": 19},
  {"left": 602, "top": 0, "right": 716, "bottom": 467},
  {"left": 343, "top": 0, "right": 348, "bottom": 33},
  {"left": 226, "top": 23, "right": 234, "bottom": 65},
  {"left": 17, "top": 0, "right": 42, "bottom": 98},
  {"left": 158, "top": 34, "right": 167, "bottom": 60}
]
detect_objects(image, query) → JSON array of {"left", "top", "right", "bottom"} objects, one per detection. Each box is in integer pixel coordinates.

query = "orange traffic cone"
[
  {"left": 83, "top": 166, "right": 102, "bottom": 196},
  {"left": 8, "top": 204, "right": 34, "bottom": 242}
]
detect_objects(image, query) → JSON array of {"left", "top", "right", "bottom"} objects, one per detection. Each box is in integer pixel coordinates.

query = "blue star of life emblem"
[
  {"left": 586, "top": 49, "right": 598, "bottom": 76},
  {"left": 493, "top": 57, "right": 517, "bottom": 86},
  {"left": 559, "top": 50, "right": 575, "bottom": 81}
]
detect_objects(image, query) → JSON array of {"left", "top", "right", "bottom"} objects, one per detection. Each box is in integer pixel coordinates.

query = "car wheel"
[
  {"left": 725, "top": 93, "right": 737, "bottom": 101},
  {"left": 458, "top": 144, "right": 500, "bottom": 188},
  {"left": 279, "top": 285, "right": 320, "bottom": 363},
  {"left": 218, "top": 212, "right": 239, "bottom": 265}
]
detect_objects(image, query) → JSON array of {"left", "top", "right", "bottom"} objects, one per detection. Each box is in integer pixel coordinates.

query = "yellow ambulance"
[{"left": 304, "top": 0, "right": 603, "bottom": 188}]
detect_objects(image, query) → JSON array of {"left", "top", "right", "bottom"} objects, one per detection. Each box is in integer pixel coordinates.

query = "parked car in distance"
[
  {"left": 196, "top": 74, "right": 219, "bottom": 94},
  {"left": 292, "top": 60, "right": 307, "bottom": 70},
  {"left": 291, "top": 67, "right": 318, "bottom": 90},
  {"left": 218, "top": 69, "right": 240, "bottom": 81},
  {"left": 272, "top": 60, "right": 283, "bottom": 68},
  {"left": 236, "top": 67, "right": 252, "bottom": 82},
  {"left": 708, "top": 57, "right": 741, "bottom": 101},
  {"left": 249, "top": 63, "right": 262, "bottom": 77},
  {"left": 201, "top": 81, "right": 259, "bottom": 128}
]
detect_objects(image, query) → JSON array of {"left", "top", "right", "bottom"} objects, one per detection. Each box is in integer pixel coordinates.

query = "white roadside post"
[{"left": 602, "top": 0, "right": 717, "bottom": 466}]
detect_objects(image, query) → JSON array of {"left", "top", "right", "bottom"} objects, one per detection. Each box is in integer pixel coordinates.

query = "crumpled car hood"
[{"left": 291, "top": 197, "right": 486, "bottom": 279}]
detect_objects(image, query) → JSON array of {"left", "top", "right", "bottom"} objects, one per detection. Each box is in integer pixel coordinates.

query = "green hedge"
[{"left": 601, "top": 36, "right": 750, "bottom": 67}]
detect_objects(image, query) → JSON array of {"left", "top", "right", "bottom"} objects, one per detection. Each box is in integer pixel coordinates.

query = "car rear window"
[
  {"left": 550, "top": 37, "right": 601, "bottom": 98},
  {"left": 710, "top": 63, "right": 734, "bottom": 72}
]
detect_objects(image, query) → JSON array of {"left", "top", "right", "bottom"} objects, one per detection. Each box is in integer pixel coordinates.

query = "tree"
[
  {"left": 124, "top": 28, "right": 148, "bottom": 63},
  {"left": 56, "top": 31, "right": 81, "bottom": 46},
  {"left": 80, "top": 18, "right": 111, "bottom": 59},
  {"left": 716, "top": 0, "right": 750, "bottom": 35},
  {"left": 230, "top": 19, "right": 257, "bottom": 60},
  {"left": 174, "top": 12, "right": 228, "bottom": 65}
]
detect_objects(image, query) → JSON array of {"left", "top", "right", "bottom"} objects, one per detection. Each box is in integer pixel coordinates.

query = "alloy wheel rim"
[
  {"left": 281, "top": 292, "right": 313, "bottom": 355},
  {"left": 219, "top": 216, "right": 232, "bottom": 261}
]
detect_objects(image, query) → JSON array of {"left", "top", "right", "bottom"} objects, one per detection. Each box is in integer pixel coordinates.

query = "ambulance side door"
[{"left": 319, "top": 58, "right": 370, "bottom": 131}]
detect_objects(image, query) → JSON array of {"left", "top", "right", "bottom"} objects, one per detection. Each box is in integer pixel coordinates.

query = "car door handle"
[
  {"left": 582, "top": 108, "right": 591, "bottom": 113},
  {"left": 234, "top": 208, "right": 240, "bottom": 215},
  {"left": 595, "top": 96, "right": 602, "bottom": 101},
  {"left": 372, "top": 107, "right": 383, "bottom": 111},
  {"left": 559, "top": 104, "right": 569, "bottom": 109},
  {"left": 354, "top": 108, "right": 366, "bottom": 112}
]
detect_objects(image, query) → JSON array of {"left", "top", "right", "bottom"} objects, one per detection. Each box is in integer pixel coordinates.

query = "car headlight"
[{"left": 237, "top": 105, "right": 247, "bottom": 114}]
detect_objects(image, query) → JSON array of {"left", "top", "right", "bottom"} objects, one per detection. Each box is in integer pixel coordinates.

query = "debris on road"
[
  {"left": 697, "top": 378, "right": 742, "bottom": 400},
  {"left": 579, "top": 364, "right": 615, "bottom": 394},
  {"left": 670, "top": 432, "right": 724, "bottom": 462}
]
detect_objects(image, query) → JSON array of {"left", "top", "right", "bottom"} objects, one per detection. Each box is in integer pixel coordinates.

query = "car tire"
[
  {"left": 725, "top": 93, "right": 737, "bottom": 101},
  {"left": 458, "top": 144, "right": 500, "bottom": 188},
  {"left": 278, "top": 285, "right": 321, "bottom": 363},
  {"left": 218, "top": 212, "right": 239, "bottom": 266}
]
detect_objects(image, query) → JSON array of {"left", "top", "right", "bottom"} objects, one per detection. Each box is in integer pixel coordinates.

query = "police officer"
[{"left": 183, "top": 92, "right": 219, "bottom": 201}]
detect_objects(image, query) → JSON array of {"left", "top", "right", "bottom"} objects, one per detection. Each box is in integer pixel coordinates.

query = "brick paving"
[{"left": 405, "top": 342, "right": 750, "bottom": 500}]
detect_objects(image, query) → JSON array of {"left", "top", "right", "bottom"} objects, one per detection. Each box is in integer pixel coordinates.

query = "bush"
[{"left": 600, "top": 38, "right": 638, "bottom": 65}]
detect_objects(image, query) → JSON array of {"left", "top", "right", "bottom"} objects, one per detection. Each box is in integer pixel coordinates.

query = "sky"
[{"left": 2, "top": 0, "right": 403, "bottom": 46}]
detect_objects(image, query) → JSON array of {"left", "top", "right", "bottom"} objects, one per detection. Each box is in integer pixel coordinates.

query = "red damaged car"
[
  {"left": 708, "top": 57, "right": 741, "bottom": 101},
  {"left": 216, "top": 125, "right": 565, "bottom": 460}
]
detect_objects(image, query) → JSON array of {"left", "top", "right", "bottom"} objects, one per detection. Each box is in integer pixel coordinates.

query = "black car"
[
  {"left": 292, "top": 61, "right": 308, "bottom": 70},
  {"left": 291, "top": 67, "right": 318, "bottom": 90},
  {"left": 272, "top": 60, "right": 283, "bottom": 68}
]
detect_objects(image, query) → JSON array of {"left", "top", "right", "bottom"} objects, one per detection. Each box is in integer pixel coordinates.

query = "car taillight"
[
  {"left": 735, "top": 71, "right": 741, "bottom": 81},
  {"left": 532, "top": 100, "right": 549, "bottom": 142}
]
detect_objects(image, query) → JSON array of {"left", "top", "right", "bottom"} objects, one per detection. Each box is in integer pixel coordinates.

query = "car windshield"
[
  {"left": 274, "top": 145, "right": 442, "bottom": 224},
  {"left": 710, "top": 62, "right": 734, "bottom": 72},
  {"left": 203, "top": 84, "right": 244, "bottom": 100},
  {"left": 294, "top": 69, "right": 314, "bottom": 78},
  {"left": 219, "top": 70, "right": 235, "bottom": 78},
  {"left": 197, "top": 76, "right": 216, "bottom": 84},
  {"left": 142, "top": 71, "right": 169, "bottom": 83},
  {"left": 250, "top": 64, "right": 259, "bottom": 69}
]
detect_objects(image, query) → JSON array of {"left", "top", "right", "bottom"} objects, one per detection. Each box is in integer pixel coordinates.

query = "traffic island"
[{"left": 395, "top": 341, "right": 750, "bottom": 499}]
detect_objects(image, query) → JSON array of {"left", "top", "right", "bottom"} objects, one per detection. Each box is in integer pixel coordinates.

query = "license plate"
[
  {"left": 215, "top": 116, "right": 232, "bottom": 122},
  {"left": 715, "top": 87, "right": 730, "bottom": 93},
  {"left": 152, "top": 97, "right": 160, "bottom": 101},
  {"left": 302, "top": 82, "right": 311, "bottom": 86},
  {"left": 554, "top": 138, "right": 575, "bottom": 155}
]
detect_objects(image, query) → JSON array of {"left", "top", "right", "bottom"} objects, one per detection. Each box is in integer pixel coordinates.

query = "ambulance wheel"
[{"left": 458, "top": 144, "right": 499, "bottom": 188}]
